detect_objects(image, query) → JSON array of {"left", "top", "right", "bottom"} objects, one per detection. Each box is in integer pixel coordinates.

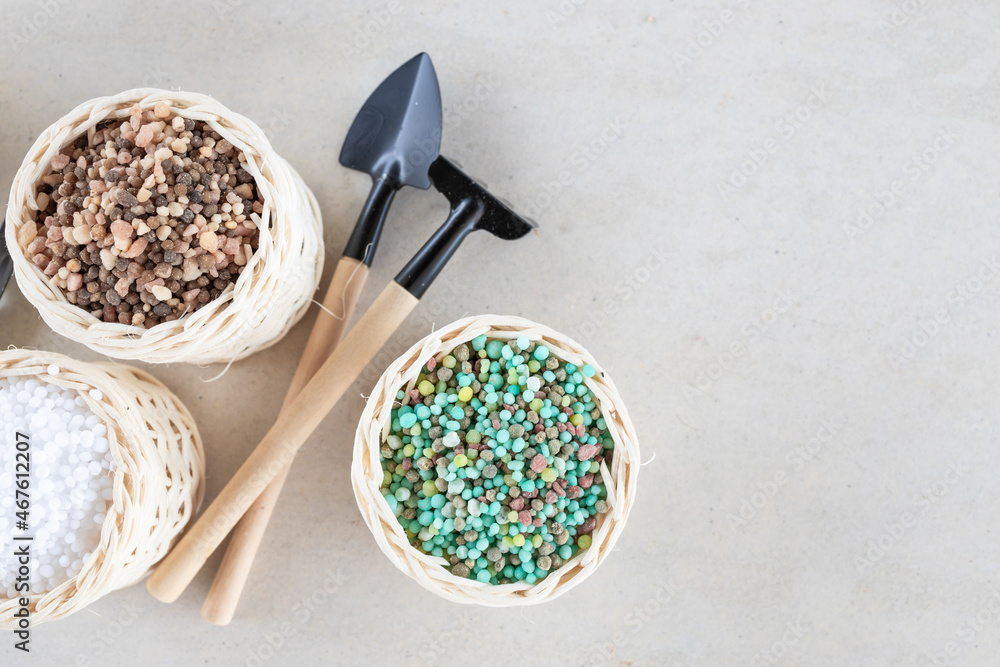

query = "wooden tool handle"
[
  {"left": 147, "top": 281, "right": 419, "bottom": 603},
  {"left": 201, "top": 257, "right": 368, "bottom": 625}
]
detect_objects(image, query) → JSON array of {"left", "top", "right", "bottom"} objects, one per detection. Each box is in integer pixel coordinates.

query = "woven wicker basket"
[
  {"left": 352, "top": 315, "right": 640, "bottom": 606},
  {"left": 4, "top": 88, "right": 324, "bottom": 364},
  {"left": 0, "top": 350, "right": 205, "bottom": 626}
]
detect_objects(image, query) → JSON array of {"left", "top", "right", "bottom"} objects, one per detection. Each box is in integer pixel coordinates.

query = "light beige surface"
[{"left": 1, "top": 1, "right": 999, "bottom": 665}]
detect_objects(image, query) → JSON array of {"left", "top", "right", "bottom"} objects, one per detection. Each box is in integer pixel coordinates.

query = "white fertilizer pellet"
[{"left": 0, "top": 375, "right": 113, "bottom": 597}]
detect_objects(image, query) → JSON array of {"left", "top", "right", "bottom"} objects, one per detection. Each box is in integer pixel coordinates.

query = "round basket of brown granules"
[{"left": 5, "top": 88, "right": 324, "bottom": 364}]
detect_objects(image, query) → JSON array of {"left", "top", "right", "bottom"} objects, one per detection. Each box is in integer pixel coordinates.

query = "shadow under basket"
[
  {"left": 352, "top": 315, "right": 640, "bottom": 606},
  {"left": 0, "top": 350, "right": 205, "bottom": 627}
]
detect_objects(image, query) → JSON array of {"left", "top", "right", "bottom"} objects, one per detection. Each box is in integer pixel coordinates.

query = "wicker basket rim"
[
  {"left": 351, "top": 315, "right": 640, "bottom": 607},
  {"left": 0, "top": 349, "right": 205, "bottom": 626},
  {"left": 4, "top": 88, "right": 324, "bottom": 364}
]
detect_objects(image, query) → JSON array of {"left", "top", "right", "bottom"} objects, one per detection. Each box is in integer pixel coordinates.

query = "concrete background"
[{"left": 2, "top": 1, "right": 999, "bottom": 665}]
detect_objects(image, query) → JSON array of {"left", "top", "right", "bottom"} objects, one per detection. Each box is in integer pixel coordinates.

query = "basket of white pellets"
[
  {"left": 0, "top": 349, "right": 205, "bottom": 626},
  {"left": 352, "top": 315, "right": 640, "bottom": 606},
  {"left": 5, "top": 88, "right": 324, "bottom": 364}
]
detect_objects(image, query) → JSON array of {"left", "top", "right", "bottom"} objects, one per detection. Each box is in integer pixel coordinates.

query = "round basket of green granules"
[{"left": 352, "top": 315, "right": 640, "bottom": 605}]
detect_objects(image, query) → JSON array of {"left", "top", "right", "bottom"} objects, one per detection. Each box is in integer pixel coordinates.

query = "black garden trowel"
[
  {"left": 148, "top": 159, "right": 536, "bottom": 606},
  {"left": 199, "top": 52, "right": 444, "bottom": 625},
  {"left": 339, "top": 51, "right": 443, "bottom": 267},
  {"left": 147, "top": 57, "right": 537, "bottom": 608}
]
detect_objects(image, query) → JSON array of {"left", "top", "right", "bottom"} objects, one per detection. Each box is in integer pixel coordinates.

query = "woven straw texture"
[
  {"left": 0, "top": 349, "right": 205, "bottom": 626},
  {"left": 352, "top": 315, "right": 640, "bottom": 606},
  {"left": 4, "top": 88, "right": 324, "bottom": 364}
]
